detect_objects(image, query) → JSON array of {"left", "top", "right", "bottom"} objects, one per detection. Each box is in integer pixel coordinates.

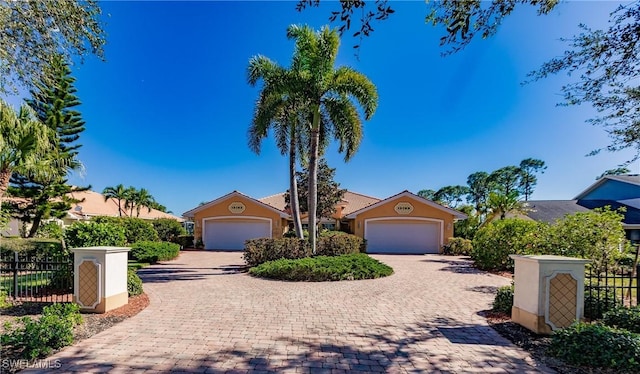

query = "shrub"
[
  {"left": 195, "top": 237, "right": 204, "bottom": 249},
  {"left": 317, "top": 233, "right": 364, "bottom": 256},
  {"left": 64, "top": 221, "right": 126, "bottom": 248},
  {"left": 584, "top": 287, "right": 622, "bottom": 320},
  {"left": 0, "top": 289, "right": 9, "bottom": 309},
  {"left": 93, "top": 216, "right": 158, "bottom": 244},
  {"left": 244, "top": 238, "right": 311, "bottom": 267},
  {"left": 442, "top": 237, "right": 473, "bottom": 256},
  {"left": 34, "top": 221, "right": 64, "bottom": 240},
  {"left": 471, "top": 219, "right": 547, "bottom": 271},
  {"left": 492, "top": 284, "right": 514, "bottom": 315},
  {"left": 1, "top": 303, "right": 82, "bottom": 359},
  {"left": 174, "top": 235, "right": 194, "bottom": 249},
  {"left": 127, "top": 269, "right": 143, "bottom": 296},
  {"left": 0, "top": 238, "right": 64, "bottom": 256},
  {"left": 249, "top": 253, "right": 393, "bottom": 281},
  {"left": 130, "top": 241, "right": 180, "bottom": 264},
  {"left": 548, "top": 322, "right": 640, "bottom": 371},
  {"left": 603, "top": 306, "right": 640, "bottom": 334},
  {"left": 152, "top": 218, "right": 186, "bottom": 242}
]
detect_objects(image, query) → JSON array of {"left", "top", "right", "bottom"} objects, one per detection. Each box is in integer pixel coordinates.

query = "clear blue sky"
[{"left": 17, "top": 1, "right": 636, "bottom": 215}]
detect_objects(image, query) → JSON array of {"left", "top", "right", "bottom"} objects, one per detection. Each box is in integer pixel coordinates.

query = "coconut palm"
[
  {"left": 286, "top": 25, "right": 378, "bottom": 253},
  {"left": 102, "top": 184, "right": 128, "bottom": 217},
  {"left": 247, "top": 58, "right": 308, "bottom": 239},
  {"left": 0, "top": 100, "right": 57, "bottom": 204},
  {"left": 485, "top": 191, "right": 529, "bottom": 222},
  {"left": 132, "top": 188, "right": 156, "bottom": 217}
]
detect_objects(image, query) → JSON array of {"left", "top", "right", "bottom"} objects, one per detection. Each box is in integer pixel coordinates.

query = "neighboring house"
[
  {"left": 3, "top": 190, "right": 183, "bottom": 237},
  {"left": 183, "top": 190, "right": 467, "bottom": 254},
  {"left": 521, "top": 174, "right": 640, "bottom": 241}
]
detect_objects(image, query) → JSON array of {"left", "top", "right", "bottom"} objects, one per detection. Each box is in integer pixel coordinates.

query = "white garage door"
[
  {"left": 365, "top": 220, "right": 440, "bottom": 254},
  {"left": 204, "top": 219, "right": 271, "bottom": 250}
]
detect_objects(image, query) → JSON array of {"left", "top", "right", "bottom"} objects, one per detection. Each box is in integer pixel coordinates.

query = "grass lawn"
[
  {"left": 128, "top": 260, "right": 150, "bottom": 270},
  {"left": 0, "top": 271, "right": 55, "bottom": 293}
]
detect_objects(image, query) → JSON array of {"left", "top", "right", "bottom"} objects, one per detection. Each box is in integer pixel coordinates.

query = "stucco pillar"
[
  {"left": 71, "top": 246, "right": 130, "bottom": 313},
  {"left": 510, "top": 255, "right": 590, "bottom": 335}
]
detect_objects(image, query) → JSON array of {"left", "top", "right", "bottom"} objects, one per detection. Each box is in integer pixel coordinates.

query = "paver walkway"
[{"left": 26, "top": 252, "right": 552, "bottom": 373}]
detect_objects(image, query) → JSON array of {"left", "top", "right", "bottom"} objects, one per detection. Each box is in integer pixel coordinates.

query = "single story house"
[
  {"left": 520, "top": 174, "right": 640, "bottom": 242},
  {"left": 183, "top": 190, "right": 467, "bottom": 254}
]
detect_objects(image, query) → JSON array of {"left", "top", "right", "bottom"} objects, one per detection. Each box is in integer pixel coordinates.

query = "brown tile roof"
[
  {"left": 257, "top": 190, "right": 381, "bottom": 218},
  {"left": 69, "top": 190, "right": 184, "bottom": 222}
]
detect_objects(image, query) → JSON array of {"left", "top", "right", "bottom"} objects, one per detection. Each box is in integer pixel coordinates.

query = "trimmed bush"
[
  {"left": 471, "top": 219, "right": 547, "bottom": 271},
  {"left": 0, "top": 238, "right": 63, "bottom": 255},
  {"left": 548, "top": 322, "right": 640, "bottom": 371},
  {"left": 249, "top": 253, "right": 393, "bottom": 281},
  {"left": 130, "top": 241, "right": 180, "bottom": 264},
  {"left": 317, "top": 233, "right": 365, "bottom": 256},
  {"left": 93, "top": 216, "right": 158, "bottom": 244},
  {"left": 244, "top": 238, "right": 311, "bottom": 267},
  {"left": 34, "top": 221, "right": 64, "bottom": 240},
  {"left": 442, "top": 237, "right": 473, "bottom": 256},
  {"left": 174, "top": 235, "right": 194, "bottom": 249},
  {"left": 127, "top": 269, "right": 143, "bottom": 296},
  {"left": 64, "top": 221, "right": 126, "bottom": 248},
  {"left": 492, "top": 284, "right": 514, "bottom": 315},
  {"left": 603, "top": 306, "right": 640, "bottom": 334},
  {"left": 1, "top": 303, "right": 82, "bottom": 359},
  {"left": 152, "top": 218, "right": 186, "bottom": 242},
  {"left": 584, "top": 287, "right": 622, "bottom": 320}
]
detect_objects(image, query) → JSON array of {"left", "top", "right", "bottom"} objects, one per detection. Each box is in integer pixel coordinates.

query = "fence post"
[
  {"left": 637, "top": 264, "right": 640, "bottom": 307},
  {"left": 12, "top": 251, "right": 18, "bottom": 300}
]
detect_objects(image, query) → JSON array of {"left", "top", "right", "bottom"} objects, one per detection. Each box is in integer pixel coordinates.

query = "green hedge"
[
  {"left": 127, "top": 269, "right": 143, "bottom": 296},
  {"left": 442, "top": 237, "right": 473, "bottom": 256},
  {"left": 64, "top": 221, "right": 126, "bottom": 248},
  {"left": 92, "top": 216, "right": 158, "bottom": 244},
  {"left": 548, "top": 322, "right": 640, "bottom": 371},
  {"left": 603, "top": 306, "right": 640, "bottom": 334},
  {"left": 174, "top": 235, "right": 194, "bottom": 249},
  {"left": 130, "top": 241, "right": 180, "bottom": 264},
  {"left": 152, "top": 218, "right": 186, "bottom": 242},
  {"left": 492, "top": 284, "right": 514, "bottom": 315},
  {"left": 244, "top": 234, "right": 365, "bottom": 267},
  {"left": 244, "top": 238, "right": 310, "bottom": 267},
  {"left": 249, "top": 253, "right": 393, "bottom": 281},
  {"left": 584, "top": 287, "right": 622, "bottom": 320},
  {"left": 0, "top": 238, "right": 63, "bottom": 255},
  {"left": 1, "top": 303, "right": 82, "bottom": 359}
]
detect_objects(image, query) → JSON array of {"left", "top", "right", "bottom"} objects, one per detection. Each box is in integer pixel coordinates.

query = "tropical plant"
[
  {"left": 284, "top": 25, "right": 378, "bottom": 253},
  {"left": 131, "top": 188, "right": 156, "bottom": 217},
  {"left": 0, "top": 100, "right": 58, "bottom": 205},
  {"left": 247, "top": 57, "right": 307, "bottom": 238},
  {"left": 102, "top": 184, "right": 128, "bottom": 217},
  {"left": 485, "top": 191, "right": 528, "bottom": 222}
]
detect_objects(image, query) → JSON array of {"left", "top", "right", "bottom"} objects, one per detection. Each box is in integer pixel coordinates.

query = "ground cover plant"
[{"left": 248, "top": 253, "right": 393, "bottom": 281}]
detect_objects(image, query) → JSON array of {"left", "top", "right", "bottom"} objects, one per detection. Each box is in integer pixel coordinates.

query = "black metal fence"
[
  {"left": 584, "top": 264, "right": 639, "bottom": 319},
  {"left": 0, "top": 250, "right": 73, "bottom": 303}
]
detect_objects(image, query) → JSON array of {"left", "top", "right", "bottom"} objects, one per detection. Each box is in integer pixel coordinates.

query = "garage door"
[
  {"left": 204, "top": 219, "right": 271, "bottom": 250},
  {"left": 365, "top": 220, "right": 440, "bottom": 254}
]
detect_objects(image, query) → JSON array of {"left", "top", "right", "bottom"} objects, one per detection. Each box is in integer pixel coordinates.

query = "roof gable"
[
  {"left": 345, "top": 190, "right": 467, "bottom": 219},
  {"left": 574, "top": 175, "right": 640, "bottom": 201},
  {"left": 183, "top": 191, "right": 289, "bottom": 218}
]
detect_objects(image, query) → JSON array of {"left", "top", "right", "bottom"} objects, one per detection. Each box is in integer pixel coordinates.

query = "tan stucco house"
[{"left": 183, "top": 190, "right": 467, "bottom": 254}]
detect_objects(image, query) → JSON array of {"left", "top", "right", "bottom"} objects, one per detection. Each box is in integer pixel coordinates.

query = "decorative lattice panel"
[
  {"left": 78, "top": 260, "right": 99, "bottom": 308},
  {"left": 548, "top": 273, "right": 577, "bottom": 329}
]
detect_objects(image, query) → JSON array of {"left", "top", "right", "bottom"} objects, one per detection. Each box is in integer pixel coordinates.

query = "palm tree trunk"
[
  {"left": 308, "top": 108, "right": 321, "bottom": 255},
  {"left": 0, "top": 167, "right": 11, "bottom": 205},
  {"left": 289, "top": 129, "right": 304, "bottom": 239}
]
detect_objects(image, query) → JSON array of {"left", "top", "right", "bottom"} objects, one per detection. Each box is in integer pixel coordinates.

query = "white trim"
[
  {"left": 345, "top": 191, "right": 467, "bottom": 219},
  {"left": 544, "top": 270, "right": 581, "bottom": 331},
  {"left": 202, "top": 216, "right": 273, "bottom": 249},
  {"left": 183, "top": 191, "right": 289, "bottom": 218},
  {"left": 364, "top": 217, "right": 444, "bottom": 251},
  {"left": 76, "top": 259, "right": 102, "bottom": 309}
]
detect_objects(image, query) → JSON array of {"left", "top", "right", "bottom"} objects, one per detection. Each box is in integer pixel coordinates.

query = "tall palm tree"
[
  {"left": 0, "top": 100, "right": 57, "bottom": 204},
  {"left": 132, "top": 188, "right": 155, "bottom": 217},
  {"left": 124, "top": 186, "right": 138, "bottom": 217},
  {"left": 247, "top": 58, "right": 307, "bottom": 239},
  {"left": 286, "top": 25, "right": 378, "bottom": 253},
  {"left": 102, "top": 184, "right": 128, "bottom": 217}
]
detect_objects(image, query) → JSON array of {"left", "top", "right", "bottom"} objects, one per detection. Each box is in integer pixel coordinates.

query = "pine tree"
[{"left": 8, "top": 55, "right": 89, "bottom": 237}]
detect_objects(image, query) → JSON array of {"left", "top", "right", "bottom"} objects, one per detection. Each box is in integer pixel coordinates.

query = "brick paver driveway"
[{"left": 30, "top": 252, "right": 552, "bottom": 373}]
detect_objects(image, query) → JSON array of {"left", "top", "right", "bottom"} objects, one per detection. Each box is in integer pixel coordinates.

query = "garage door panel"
[
  {"left": 365, "top": 220, "right": 440, "bottom": 254},
  {"left": 204, "top": 219, "right": 270, "bottom": 250}
]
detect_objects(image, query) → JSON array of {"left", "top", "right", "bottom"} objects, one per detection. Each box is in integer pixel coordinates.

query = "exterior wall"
[
  {"left": 581, "top": 180, "right": 640, "bottom": 200},
  {"left": 351, "top": 196, "right": 456, "bottom": 251},
  {"left": 193, "top": 195, "right": 285, "bottom": 240}
]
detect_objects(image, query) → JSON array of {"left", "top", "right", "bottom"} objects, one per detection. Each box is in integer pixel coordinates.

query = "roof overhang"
[
  {"left": 345, "top": 190, "right": 468, "bottom": 220},
  {"left": 183, "top": 190, "right": 290, "bottom": 219}
]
